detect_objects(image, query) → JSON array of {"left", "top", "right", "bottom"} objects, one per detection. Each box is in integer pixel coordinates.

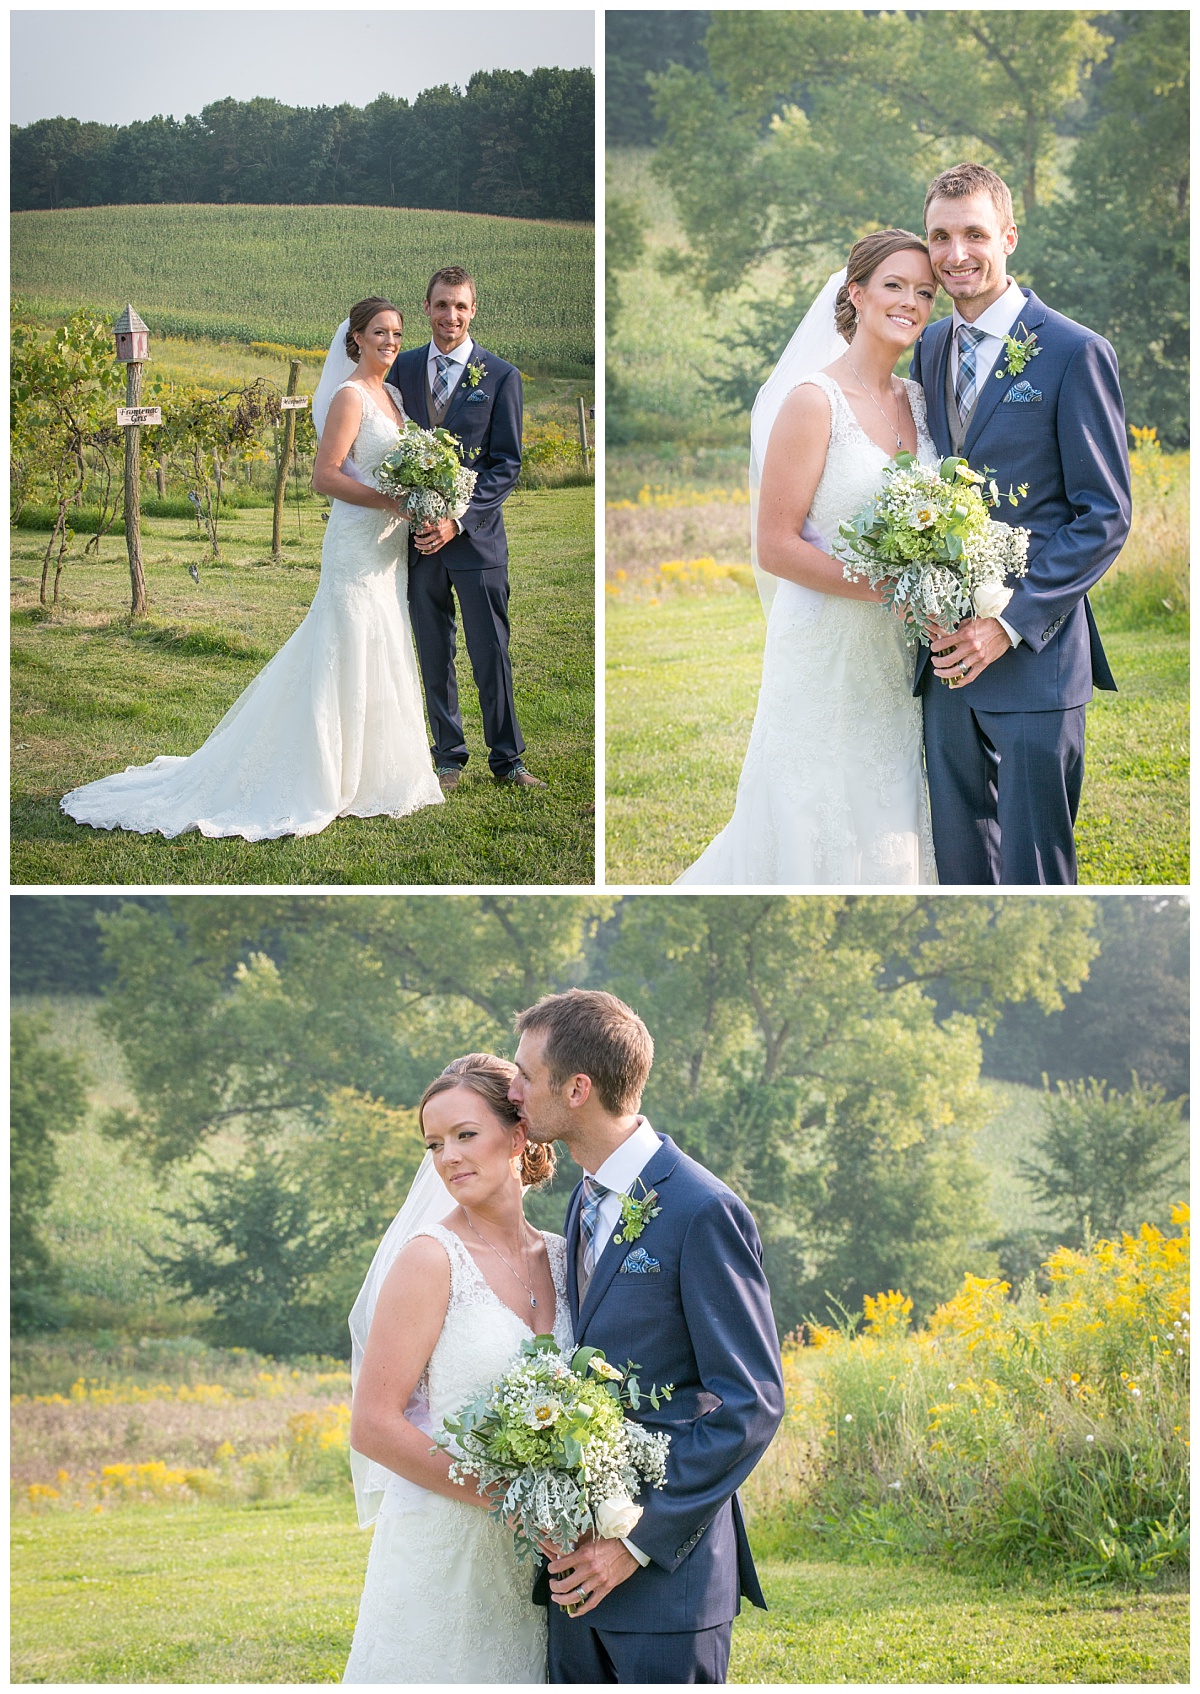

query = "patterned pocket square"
[
  {"left": 1002, "top": 381, "right": 1042, "bottom": 404},
  {"left": 464, "top": 389, "right": 490, "bottom": 403},
  {"left": 620, "top": 1247, "right": 661, "bottom": 1274}
]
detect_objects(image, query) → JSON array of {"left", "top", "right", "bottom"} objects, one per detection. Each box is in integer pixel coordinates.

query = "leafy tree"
[
  {"left": 10, "top": 894, "right": 161, "bottom": 996},
  {"left": 1024, "top": 10, "right": 1189, "bottom": 445},
  {"left": 606, "top": 11, "right": 711, "bottom": 146},
  {"left": 10, "top": 306, "right": 126, "bottom": 602},
  {"left": 981, "top": 896, "right": 1189, "bottom": 1099},
  {"left": 11, "top": 1014, "right": 88, "bottom": 1332},
  {"left": 605, "top": 187, "right": 647, "bottom": 337},
  {"left": 1019, "top": 1076, "right": 1188, "bottom": 1245},
  {"left": 602, "top": 896, "right": 1098, "bottom": 1325}
]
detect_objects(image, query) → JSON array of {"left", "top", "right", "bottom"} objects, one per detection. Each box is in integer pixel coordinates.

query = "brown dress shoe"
[
  {"left": 494, "top": 762, "right": 546, "bottom": 789},
  {"left": 436, "top": 766, "right": 462, "bottom": 794}
]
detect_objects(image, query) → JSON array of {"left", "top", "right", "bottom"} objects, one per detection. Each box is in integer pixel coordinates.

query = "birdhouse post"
[
  {"left": 113, "top": 305, "right": 150, "bottom": 616},
  {"left": 272, "top": 359, "right": 303, "bottom": 559}
]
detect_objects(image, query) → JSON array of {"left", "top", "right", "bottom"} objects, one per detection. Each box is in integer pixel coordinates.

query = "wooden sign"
[
  {"left": 118, "top": 406, "right": 162, "bottom": 426},
  {"left": 280, "top": 396, "right": 309, "bottom": 410}
]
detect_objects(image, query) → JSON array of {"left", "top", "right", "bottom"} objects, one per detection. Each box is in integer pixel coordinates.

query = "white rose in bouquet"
[
  {"left": 973, "top": 581, "right": 1014, "bottom": 620},
  {"left": 595, "top": 1490, "right": 643, "bottom": 1539}
]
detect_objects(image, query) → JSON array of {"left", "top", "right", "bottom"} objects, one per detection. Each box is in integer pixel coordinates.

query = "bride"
[
  {"left": 343, "top": 1052, "right": 572, "bottom": 1684},
  {"left": 677, "top": 230, "right": 940, "bottom": 886},
  {"left": 60, "top": 297, "right": 443, "bottom": 840}
]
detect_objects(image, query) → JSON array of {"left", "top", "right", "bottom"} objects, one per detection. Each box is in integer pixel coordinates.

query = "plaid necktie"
[
  {"left": 954, "top": 323, "right": 987, "bottom": 424},
  {"left": 432, "top": 353, "right": 454, "bottom": 412},
  {"left": 579, "top": 1175, "right": 610, "bottom": 1279}
]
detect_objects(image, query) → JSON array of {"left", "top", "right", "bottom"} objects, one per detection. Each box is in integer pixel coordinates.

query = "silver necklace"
[
  {"left": 464, "top": 1214, "right": 538, "bottom": 1308},
  {"left": 845, "top": 355, "right": 905, "bottom": 450}
]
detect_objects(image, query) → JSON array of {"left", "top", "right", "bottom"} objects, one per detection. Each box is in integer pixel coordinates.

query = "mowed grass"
[
  {"left": 605, "top": 591, "right": 1187, "bottom": 886},
  {"left": 11, "top": 203, "right": 594, "bottom": 375},
  {"left": 12, "top": 488, "right": 594, "bottom": 886},
  {"left": 10, "top": 1496, "right": 1187, "bottom": 1683}
]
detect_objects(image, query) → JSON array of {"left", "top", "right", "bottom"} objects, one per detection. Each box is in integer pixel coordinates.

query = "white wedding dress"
[
  {"left": 343, "top": 1224, "right": 574, "bottom": 1685},
  {"left": 60, "top": 380, "right": 442, "bottom": 840},
  {"left": 678, "top": 373, "right": 937, "bottom": 885}
]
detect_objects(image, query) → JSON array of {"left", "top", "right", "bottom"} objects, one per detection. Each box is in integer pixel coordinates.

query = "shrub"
[{"left": 773, "top": 1207, "right": 1190, "bottom": 1584}]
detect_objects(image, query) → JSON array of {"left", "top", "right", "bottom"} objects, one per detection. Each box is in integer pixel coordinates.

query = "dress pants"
[
  {"left": 922, "top": 676, "right": 1086, "bottom": 885},
  {"left": 548, "top": 1616, "right": 733, "bottom": 1684},
  {"left": 407, "top": 553, "right": 524, "bottom": 775}
]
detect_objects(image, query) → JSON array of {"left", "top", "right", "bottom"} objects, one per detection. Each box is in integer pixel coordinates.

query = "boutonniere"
[
  {"left": 613, "top": 1178, "right": 661, "bottom": 1245},
  {"left": 466, "top": 360, "right": 487, "bottom": 388},
  {"left": 996, "top": 323, "right": 1041, "bottom": 379}
]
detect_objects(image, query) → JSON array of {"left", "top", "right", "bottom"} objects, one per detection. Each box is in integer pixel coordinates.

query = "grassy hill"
[{"left": 11, "top": 203, "right": 594, "bottom": 376}]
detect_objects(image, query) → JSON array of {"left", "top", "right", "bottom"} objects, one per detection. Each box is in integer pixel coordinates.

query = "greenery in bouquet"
[
  {"left": 441, "top": 1336, "right": 672, "bottom": 1560},
  {"left": 835, "top": 453, "right": 1031, "bottom": 647},
  {"left": 376, "top": 422, "right": 477, "bottom": 527}
]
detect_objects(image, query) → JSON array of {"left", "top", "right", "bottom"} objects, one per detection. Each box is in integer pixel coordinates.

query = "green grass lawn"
[
  {"left": 12, "top": 488, "right": 593, "bottom": 885},
  {"left": 10, "top": 1497, "right": 1187, "bottom": 1683},
  {"left": 605, "top": 591, "right": 1187, "bottom": 885}
]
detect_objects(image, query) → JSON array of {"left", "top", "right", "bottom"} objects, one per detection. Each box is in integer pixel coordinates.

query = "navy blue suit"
[
  {"left": 388, "top": 343, "right": 525, "bottom": 775},
  {"left": 911, "top": 288, "right": 1131, "bottom": 883},
  {"left": 546, "top": 1134, "right": 785, "bottom": 1684}
]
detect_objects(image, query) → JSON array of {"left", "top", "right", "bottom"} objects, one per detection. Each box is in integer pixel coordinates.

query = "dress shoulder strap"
[{"left": 410, "top": 1222, "right": 488, "bottom": 1309}]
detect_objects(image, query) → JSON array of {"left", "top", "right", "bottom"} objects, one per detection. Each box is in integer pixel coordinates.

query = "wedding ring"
[
  {"left": 576, "top": 1586, "right": 588, "bottom": 1601},
  {"left": 960, "top": 660, "right": 970, "bottom": 677}
]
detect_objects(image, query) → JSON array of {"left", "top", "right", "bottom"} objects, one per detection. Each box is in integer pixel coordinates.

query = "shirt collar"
[
  {"left": 590, "top": 1117, "right": 661, "bottom": 1191},
  {"left": 952, "top": 277, "right": 1026, "bottom": 340},
  {"left": 428, "top": 336, "right": 473, "bottom": 369}
]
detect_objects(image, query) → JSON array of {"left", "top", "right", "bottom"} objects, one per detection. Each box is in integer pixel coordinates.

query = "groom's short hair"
[
  {"left": 924, "top": 163, "right": 1014, "bottom": 230},
  {"left": 515, "top": 990, "right": 653, "bottom": 1114},
  {"left": 426, "top": 265, "right": 477, "bottom": 304}
]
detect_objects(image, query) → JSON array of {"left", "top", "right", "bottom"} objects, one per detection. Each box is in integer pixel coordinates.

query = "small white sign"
[
  {"left": 118, "top": 406, "right": 162, "bottom": 426},
  {"left": 280, "top": 396, "right": 309, "bottom": 410}
]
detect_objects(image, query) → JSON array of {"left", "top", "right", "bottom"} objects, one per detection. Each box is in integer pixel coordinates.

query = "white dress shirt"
[
  {"left": 580, "top": 1114, "right": 662, "bottom": 1568},
  {"left": 950, "top": 275, "right": 1027, "bottom": 647},
  {"left": 426, "top": 334, "right": 474, "bottom": 402}
]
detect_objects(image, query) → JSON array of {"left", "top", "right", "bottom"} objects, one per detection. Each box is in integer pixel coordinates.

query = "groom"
[
  {"left": 388, "top": 266, "right": 543, "bottom": 790},
  {"left": 911, "top": 162, "right": 1131, "bottom": 884},
  {"left": 510, "top": 989, "right": 785, "bottom": 1685}
]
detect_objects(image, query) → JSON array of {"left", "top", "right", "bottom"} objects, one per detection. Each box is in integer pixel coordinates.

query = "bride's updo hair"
[
  {"left": 418, "top": 1053, "right": 556, "bottom": 1189},
  {"left": 834, "top": 229, "right": 929, "bottom": 342},
  {"left": 346, "top": 297, "right": 403, "bottom": 361}
]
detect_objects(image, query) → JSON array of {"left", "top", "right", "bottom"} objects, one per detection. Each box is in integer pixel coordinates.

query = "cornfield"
[{"left": 11, "top": 203, "right": 594, "bottom": 376}]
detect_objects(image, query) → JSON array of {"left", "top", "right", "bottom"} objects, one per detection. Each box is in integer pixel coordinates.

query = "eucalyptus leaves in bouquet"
[
  {"left": 377, "top": 421, "right": 477, "bottom": 526},
  {"left": 441, "top": 1336, "right": 672, "bottom": 1561},
  {"left": 836, "top": 453, "right": 1031, "bottom": 648}
]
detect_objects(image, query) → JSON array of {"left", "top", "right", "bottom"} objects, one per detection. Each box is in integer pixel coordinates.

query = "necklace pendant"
[{"left": 530, "top": 1296, "right": 537, "bottom": 1308}]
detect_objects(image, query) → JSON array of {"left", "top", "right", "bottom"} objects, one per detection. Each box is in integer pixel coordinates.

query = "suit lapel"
[
  {"left": 576, "top": 1135, "right": 681, "bottom": 1337},
  {"left": 564, "top": 1181, "right": 583, "bottom": 1331},
  {"left": 922, "top": 317, "right": 953, "bottom": 454},
  {"left": 393, "top": 346, "right": 429, "bottom": 428},
  {"left": 964, "top": 289, "right": 1047, "bottom": 457}
]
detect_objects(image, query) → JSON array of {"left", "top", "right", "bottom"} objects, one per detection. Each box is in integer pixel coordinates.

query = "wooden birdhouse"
[{"left": 113, "top": 304, "right": 149, "bottom": 363}]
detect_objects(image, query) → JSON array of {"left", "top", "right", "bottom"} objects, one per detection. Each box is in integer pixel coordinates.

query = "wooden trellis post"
[
  {"left": 273, "top": 359, "right": 304, "bottom": 559},
  {"left": 577, "top": 395, "right": 591, "bottom": 472},
  {"left": 113, "top": 305, "right": 158, "bottom": 617}
]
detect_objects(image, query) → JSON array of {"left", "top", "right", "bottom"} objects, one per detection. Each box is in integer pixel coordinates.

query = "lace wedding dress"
[
  {"left": 678, "top": 374, "right": 937, "bottom": 885},
  {"left": 343, "top": 1224, "right": 573, "bottom": 1685},
  {"left": 60, "top": 381, "right": 442, "bottom": 840}
]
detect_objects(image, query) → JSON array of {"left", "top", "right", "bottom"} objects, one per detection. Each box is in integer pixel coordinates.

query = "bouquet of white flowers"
[
  {"left": 441, "top": 1335, "right": 672, "bottom": 1562},
  {"left": 376, "top": 422, "right": 477, "bottom": 527},
  {"left": 835, "top": 453, "right": 1031, "bottom": 648}
]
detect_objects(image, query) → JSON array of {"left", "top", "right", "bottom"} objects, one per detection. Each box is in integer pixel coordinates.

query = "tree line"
[
  {"left": 609, "top": 10, "right": 1188, "bottom": 444},
  {"left": 12, "top": 896, "right": 1189, "bottom": 1350},
  {"left": 11, "top": 68, "right": 594, "bottom": 221}
]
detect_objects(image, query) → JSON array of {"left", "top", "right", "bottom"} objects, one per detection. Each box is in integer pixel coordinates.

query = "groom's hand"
[
  {"left": 547, "top": 1533, "right": 638, "bottom": 1618},
  {"left": 414, "top": 518, "right": 458, "bottom": 553},
  {"left": 929, "top": 617, "right": 1012, "bottom": 688}
]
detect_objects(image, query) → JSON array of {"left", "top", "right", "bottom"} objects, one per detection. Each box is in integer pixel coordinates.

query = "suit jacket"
[
  {"left": 388, "top": 342, "right": 522, "bottom": 573},
  {"left": 911, "top": 289, "right": 1130, "bottom": 711},
  {"left": 559, "top": 1134, "right": 785, "bottom": 1634}
]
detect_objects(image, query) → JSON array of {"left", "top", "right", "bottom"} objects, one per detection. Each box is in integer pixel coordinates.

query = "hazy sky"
[{"left": 11, "top": 8, "right": 596, "bottom": 125}]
